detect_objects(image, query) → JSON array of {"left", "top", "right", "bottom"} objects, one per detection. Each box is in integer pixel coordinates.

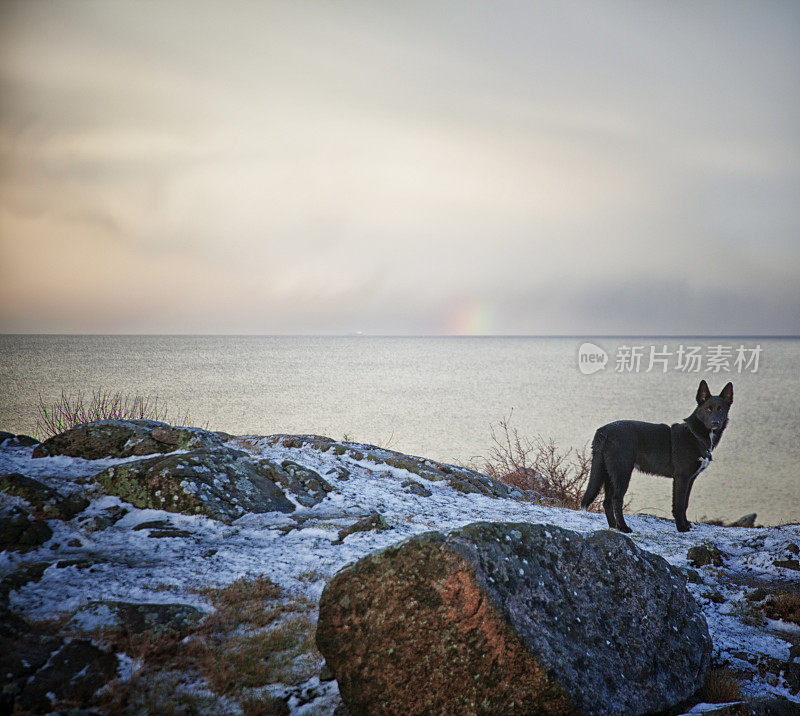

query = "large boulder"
[
  {"left": 32, "top": 419, "right": 225, "bottom": 460},
  {"left": 317, "top": 522, "right": 711, "bottom": 716},
  {"left": 93, "top": 447, "right": 333, "bottom": 520}
]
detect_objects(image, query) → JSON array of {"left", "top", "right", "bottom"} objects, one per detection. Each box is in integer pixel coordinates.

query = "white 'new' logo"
[{"left": 578, "top": 342, "right": 608, "bottom": 375}]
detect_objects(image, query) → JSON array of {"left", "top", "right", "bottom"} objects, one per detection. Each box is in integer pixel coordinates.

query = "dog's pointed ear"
[
  {"left": 720, "top": 382, "right": 733, "bottom": 404},
  {"left": 696, "top": 380, "right": 711, "bottom": 404}
]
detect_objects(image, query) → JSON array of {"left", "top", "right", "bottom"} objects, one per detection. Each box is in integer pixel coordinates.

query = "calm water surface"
[{"left": 1, "top": 336, "right": 797, "bottom": 525}]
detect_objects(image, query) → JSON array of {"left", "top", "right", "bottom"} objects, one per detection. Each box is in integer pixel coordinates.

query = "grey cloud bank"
[{"left": 1, "top": 1, "right": 798, "bottom": 334}]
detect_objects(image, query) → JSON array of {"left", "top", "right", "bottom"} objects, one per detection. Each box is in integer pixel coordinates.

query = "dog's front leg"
[
  {"left": 672, "top": 476, "right": 692, "bottom": 532},
  {"left": 683, "top": 475, "right": 698, "bottom": 517}
]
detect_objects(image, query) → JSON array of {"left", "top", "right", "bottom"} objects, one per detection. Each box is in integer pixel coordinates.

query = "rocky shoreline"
[{"left": 1, "top": 420, "right": 799, "bottom": 714}]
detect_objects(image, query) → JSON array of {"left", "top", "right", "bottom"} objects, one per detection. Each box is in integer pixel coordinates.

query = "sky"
[{"left": 1, "top": 1, "right": 799, "bottom": 335}]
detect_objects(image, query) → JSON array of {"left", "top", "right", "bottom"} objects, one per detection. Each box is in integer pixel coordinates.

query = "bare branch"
[
  {"left": 35, "top": 389, "right": 197, "bottom": 440},
  {"left": 471, "top": 414, "right": 598, "bottom": 511}
]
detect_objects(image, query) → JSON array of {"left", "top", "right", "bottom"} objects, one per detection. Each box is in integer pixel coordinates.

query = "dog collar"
[{"left": 684, "top": 421, "right": 713, "bottom": 459}]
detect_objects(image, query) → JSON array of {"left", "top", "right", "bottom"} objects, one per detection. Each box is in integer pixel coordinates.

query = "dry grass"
[
  {"left": 198, "top": 575, "right": 288, "bottom": 628},
  {"left": 189, "top": 615, "right": 319, "bottom": 693},
  {"left": 471, "top": 412, "right": 595, "bottom": 510},
  {"left": 764, "top": 591, "right": 800, "bottom": 625},
  {"left": 240, "top": 693, "right": 290, "bottom": 716},
  {"left": 732, "top": 600, "right": 766, "bottom": 628},
  {"left": 36, "top": 388, "right": 196, "bottom": 439},
  {"left": 695, "top": 667, "right": 744, "bottom": 703},
  {"left": 187, "top": 576, "right": 320, "bottom": 694},
  {"left": 91, "top": 575, "right": 322, "bottom": 713},
  {"left": 100, "top": 628, "right": 187, "bottom": 668},
  {"left": 185, "top": 579, "right": 320, "bottom": 694},
  {"left": 297, "top": 568, "right": 328, "bottom": 583},
  {"left": 96, "top": 668, "right": 222, "bottom": 715}
]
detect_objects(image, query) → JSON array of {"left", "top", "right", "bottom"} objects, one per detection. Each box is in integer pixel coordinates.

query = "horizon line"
[{"left": 1, "top": 333, "right": 798, "bottom": 339}]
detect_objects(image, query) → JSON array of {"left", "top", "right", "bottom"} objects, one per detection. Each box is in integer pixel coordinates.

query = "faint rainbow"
[{"left": 445, "top": 301, "right": 493, "bottom": 335}]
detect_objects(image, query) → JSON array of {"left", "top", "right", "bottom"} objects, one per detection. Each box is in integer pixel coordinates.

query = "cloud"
[{"left": 1, "top": 1, "right": 799, "bottom": 334}]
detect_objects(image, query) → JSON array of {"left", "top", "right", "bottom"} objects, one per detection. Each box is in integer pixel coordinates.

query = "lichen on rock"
[
  {"left": 94, "top": 447, "right": 297, "bottom": 521},
  {"left": 261, "top": 434, "right": 528, "bottom": 501},
  {"left": 273, "top": 459, "right": 336, "bottom": 507}
]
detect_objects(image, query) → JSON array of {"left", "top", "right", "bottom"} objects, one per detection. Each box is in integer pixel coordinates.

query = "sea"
[{"left": 1, "top": 335, "right": 797, "bottom": 526}]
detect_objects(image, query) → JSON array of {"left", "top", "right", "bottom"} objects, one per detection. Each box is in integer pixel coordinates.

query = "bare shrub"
[
  {"left": 471, "top": 412, "right": 595, "bottom": 510},
  {"left": 341, "top": 429, "right": 397, "bottom": 450},
  {"left": 36, "top": 389, "right": 195, "bottom": 439}
]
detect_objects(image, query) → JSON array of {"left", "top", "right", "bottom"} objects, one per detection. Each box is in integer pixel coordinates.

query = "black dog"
[{"left": 581, "top": 380, "right": 733, "bottom": 532}]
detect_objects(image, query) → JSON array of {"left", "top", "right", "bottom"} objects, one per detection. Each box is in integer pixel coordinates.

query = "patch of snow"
[
  {"left": 766, "top": 618, "right": 800, "bottom": 637},
  {"left": 68, "top": 602, "right": 116, "bottom": 632},
  {"left": 115, "top": 653, "right": 137, "bottom": 682},
  {"left": 682, "top": 702, "right": 740, "bottom": 714}
]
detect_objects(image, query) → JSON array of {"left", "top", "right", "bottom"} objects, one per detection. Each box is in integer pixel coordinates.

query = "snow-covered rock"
[
  {"left": 93, "top": 447, "right": 299, "bottom": 521},
  {"left": 32, "top": 419, "right": 226, "bottom": 460},
  {"left": 1, "top": 423, "right": 799, "bottom": 714}
]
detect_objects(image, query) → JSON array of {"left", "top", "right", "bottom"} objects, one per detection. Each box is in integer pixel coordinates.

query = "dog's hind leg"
[
  {"left": 604, "top": 449, "right": 634, "bottom": 533},
  {"left": 603, "top": 470, "right": 633, "bottom": 532},
  {"left": 612, "top": 492, "right": 632, "bottom": 533},
  {"left": 602, "top": 487, "right": 617, "bottom": 529}
]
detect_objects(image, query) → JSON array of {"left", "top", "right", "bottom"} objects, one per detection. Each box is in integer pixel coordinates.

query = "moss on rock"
[{"left": 94, "top": 448, "right": 296, "bottom": 521}]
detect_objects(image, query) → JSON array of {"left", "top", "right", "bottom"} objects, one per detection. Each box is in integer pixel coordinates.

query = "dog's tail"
[{"left": 580, "top": 432, "right": 607, "bottom": 511}]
